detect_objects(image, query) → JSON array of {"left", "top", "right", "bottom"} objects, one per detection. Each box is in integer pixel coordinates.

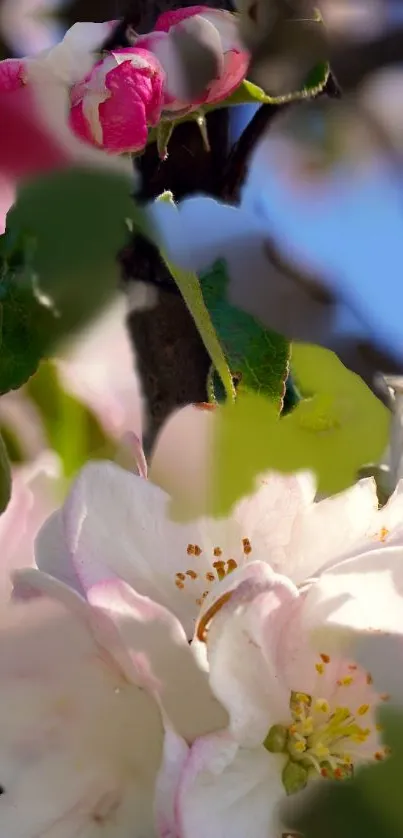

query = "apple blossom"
[
  {"left": 0, "top": 565, "right": 226, "bottom": 837},
  {"left": 0, "top": 20, "right": 133, "bottom": 202},
  {"left": 168, "top": 552, "right": 401, "bottom": 838},
  {"left": 135, "top": 6, "right": 249, "bottom": 113},
  {"left": 69, "top": 47, "right": 164, "bottom": 154},
  {"left": 33, "top": 403, "right": 403, "bottom": 639}
]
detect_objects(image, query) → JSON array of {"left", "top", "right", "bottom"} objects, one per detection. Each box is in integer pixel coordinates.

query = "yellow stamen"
[
  {"left": 357, "top": 704, "right": 370, "bottom": 716},
  {"left": 315, "top": 699, "right": 330, "bottom": 713},
  {"left": 212, "top": 560, "right": 226, "bottom": 580},
  {"left": 337, "top": 677, "right": 353, "bottom": 687}
]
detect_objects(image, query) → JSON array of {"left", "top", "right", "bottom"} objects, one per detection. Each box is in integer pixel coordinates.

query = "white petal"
[
  {"left": 177, "top": 733, "right": 284, "bottom": 838},
  {"left": 0, "top": 592, "right": 163, "bottom": 837},
  {"left": 155, "top": 726, "right": 189, "bottom": 838},
  {"left": 232, "top": 471, "right": 317, "bottom": 579},
  {"left": 64, "top": 460, "right": 245, "bottom": 637},
  {"left": 41, "top": 21, "right": 115, "bottom": 85},
  {"left": 301, "top": 546, "right": 403, "bottom": 638},
  {"left": 288, "top": 477, "right": 379, "bottom": 583},
  {"left": 202, "top": 562, "right": 297, "bottom": 745},
  {"left": 35, "top": 510, "right": 84, "bottom": 594},
  {"left": 88, "top": 578, "right": 228, "bottom": 741}
]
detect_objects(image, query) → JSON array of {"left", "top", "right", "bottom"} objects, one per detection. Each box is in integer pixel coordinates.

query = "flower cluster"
[
  {"left": 1, "top": 402, "right": 402, "bottom": 836},
  {"left": 0, "top": 9, "right": 249, "bottom": 157}
]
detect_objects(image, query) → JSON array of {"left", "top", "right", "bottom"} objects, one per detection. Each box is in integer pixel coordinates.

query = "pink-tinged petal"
[
  {"left": 63, "top": 459, "right": 234, "bottom": 636},
  {"left": 206, "top": 48, "right": 249, "bottom": 104},
  {"left": 283, "top": 476, "right": 379, "bottom": 583},
  {"left": 100, "top": 82, "right": 148, "bottom": 152},
  {"left": 0, "top": 58, "right": 26, "bottom": 91},
  {"left": 35, "top": 509, "right": 84, "bottom": 595},
  {"left": 70, "top": 48, "right": 164, "bottom": 154},
  {"left": 199, "top": 562, "right": 297, "bottom": 745},
  {"left": 88, "top": 578, "right": 228, "bottom": 740},
  {"left": 302, "top": 546, "right": 403, "bottom": 637},
  {"left": 177, "top": 732, "right": 284, "bottom": 838},
  {"left": 0, "top": 84, "right": 68, "bottom": 177},
  {"left": 0, "top": 585, "right": 163, "bottom": 837},
  {"left": 155, "top": 726, "right": 189, "bottom": 838},
  {"left": 155, "top": 6, "right": 208, "bottom": 31},
  {"left": 151, "top": 7, "right": 249, "bottom": 107},
  {"left": 56, "top": 298, "right": 143, "bottom": 441},
  {"left": 136, "top": 30, "right": 207, "bottom": 109},
  {"left": 150, "top": 403, "right": 215, "bottom": 520},
  {"left": 0, "top": 453, "right": 61, "bottom": 600},
  {"left": 69, "top": 99, "right": 94, "bottom": 145}
]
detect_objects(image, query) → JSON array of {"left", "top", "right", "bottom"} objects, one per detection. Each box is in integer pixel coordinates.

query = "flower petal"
[
  {"left": 0, "top": 588, "right": 163, "bottom": 837},
  {"left": 177, "top": 732, "right": 284, "bottom": 838},
  {"left": 64, "top": 459, "right": 237, "bottom": 636},
  {"left": 200, "top": 561, "right": 297, "bottom": 745},
  {"left": 303, "top": 546, "right": 403, "bottom": 637},
  {"left": 155, "top": 725, "right": 189, "bottom": 838},
  {"left": 35, "top": 509, "right": 84, "bottom": 594},
  {"left": 88, "top": 578, "right": 228, "bottom": 741},
  {"left": 287, "top": 476, "right": 379, "bottom": 583}
]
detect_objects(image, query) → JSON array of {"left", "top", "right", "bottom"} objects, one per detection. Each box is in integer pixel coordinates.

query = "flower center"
[
  {"left": 173, "top": 538, "right": 253, "bottom": 607},
  {"left": 264, "top": 655, "right": 390, "bottom": 795}
]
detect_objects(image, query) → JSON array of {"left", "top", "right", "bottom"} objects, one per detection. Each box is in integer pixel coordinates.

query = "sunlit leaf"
[
  {"left": 200, "top": 259, "right": 289, "bottom": 407},
  {"left": 170, "top": 343, "right": 389, "bottom": 519}
]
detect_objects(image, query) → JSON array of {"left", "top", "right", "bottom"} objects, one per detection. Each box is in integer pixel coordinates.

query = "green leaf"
[
  {"left": 0, "top": 167, "right": 137, "bottom": 394},
  {"left": 155, "top": 195, "right": 235, "bottom": 403},
  {"left": 0, "top": 431, "right": 11, "bottom": 514},
  {"left": 200, "top": 260, "right": 289, "bottom": 407},
  {"left": 287, "top": 707, "right": 403, "bottom": 838},
  {"left": 0, "top": 266, "right": 56, "bottom": 394},
  {"left": 170, "top": 343, "right": 389, "bottom": 519},
  {"left": 25, "top": 361, "right": 115, "bottom": 479}
]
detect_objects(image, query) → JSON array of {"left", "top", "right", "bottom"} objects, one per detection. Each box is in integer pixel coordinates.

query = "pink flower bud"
[
  {"left": 69, "top": 47, "right": 165, "bottom": 154},
  {"left": 136, "top": 6, "right": 249, "bottom": 114}
]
